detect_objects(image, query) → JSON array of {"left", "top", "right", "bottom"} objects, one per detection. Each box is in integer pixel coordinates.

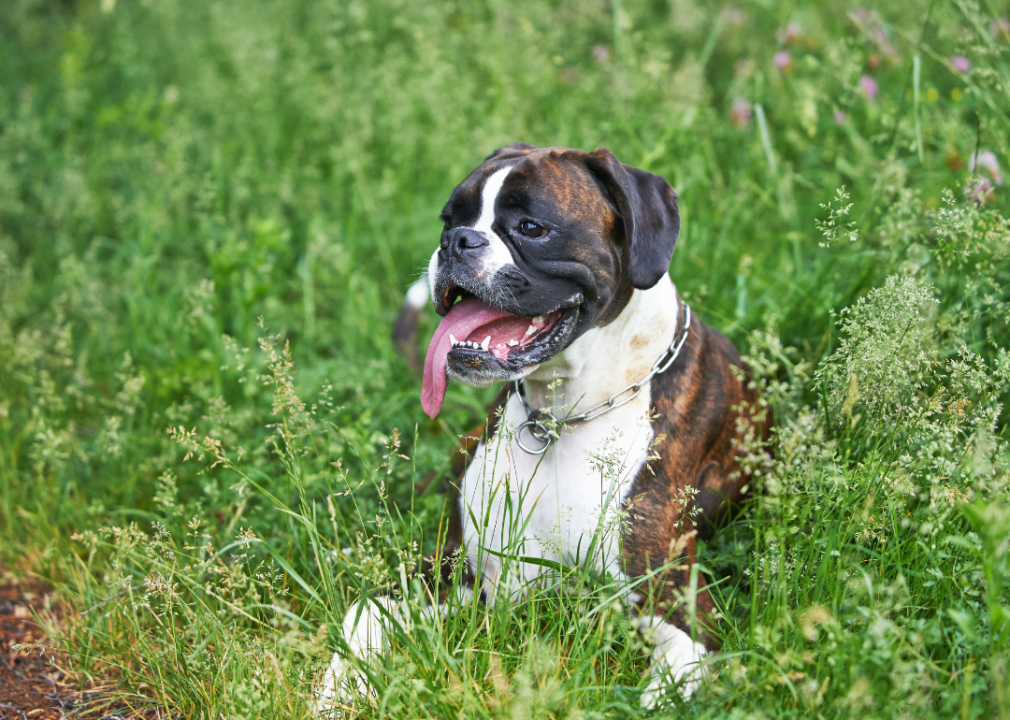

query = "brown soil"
[{"left": 0, "top": 570, "right": 73, "bottom": 719}]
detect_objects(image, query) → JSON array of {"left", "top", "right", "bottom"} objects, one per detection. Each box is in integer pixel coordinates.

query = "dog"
[{"left": 317, "top": 143, "right": 768, "bottom": 711}]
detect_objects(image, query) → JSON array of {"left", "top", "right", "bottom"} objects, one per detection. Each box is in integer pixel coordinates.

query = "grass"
[{"left": 2, "top": 0, "right": 1010, "bottom": 717}]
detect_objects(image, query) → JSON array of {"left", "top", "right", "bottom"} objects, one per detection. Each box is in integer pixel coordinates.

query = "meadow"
[{"left": 2, "top": 0, "right": 1010, "bottom": 717}]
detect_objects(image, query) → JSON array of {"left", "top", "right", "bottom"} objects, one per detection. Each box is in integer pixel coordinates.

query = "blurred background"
[
  {"left": 3, "top": 0, "right": 1003, "bottom": 534},
  {"left": 2, "top": 0, "right": 1010, "bottom": 716}
]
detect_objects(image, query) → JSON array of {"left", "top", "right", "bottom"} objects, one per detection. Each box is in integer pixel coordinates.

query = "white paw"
[
  {"left": 314, "top": 597, "right": 404, "bottom": 717},
  {"left": 314, "top": 652, "right": 358, "bottom": 717},
  {"left": 636, "top": 617, "right": 707, "bottom": 709},
  {"left": 639, "top": 676, "right": 666, "bottom": 711}
]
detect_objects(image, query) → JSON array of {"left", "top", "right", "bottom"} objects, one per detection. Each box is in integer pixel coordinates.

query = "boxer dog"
[{"left": 317, "top": 143, "right": 767, "bottom": 712}]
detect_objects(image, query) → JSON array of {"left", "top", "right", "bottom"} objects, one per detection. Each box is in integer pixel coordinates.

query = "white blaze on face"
[
  {"left": 427, "top": 248, "right": 440, "bottom": 299},
  {"left": 470, "top": 165, "right": 515, "bottom": 277},
  {"left": 427, "top": 164, "right": 515, "bottom": 303}
]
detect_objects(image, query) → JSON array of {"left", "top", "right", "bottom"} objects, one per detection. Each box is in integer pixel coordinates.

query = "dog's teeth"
[
  {"left": 496, "top": 343, "right": 504, "bottom": 349},
  {"left": 533, "top": 315, "right": 544, "bottom": 325},
  {"left": 481, "top": 336, "right": 491, "bottom": 352},
  {"left": 450, "top": 334, "right": 458, "bottom": 346},
  {"left": 508, "top": 339, "right": 519, "bottom": 347},
  {"left": 525, "top": 324, "right": 536, "bottom": 336}
]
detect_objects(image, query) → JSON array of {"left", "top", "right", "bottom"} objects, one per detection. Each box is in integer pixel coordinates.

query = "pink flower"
[
  {"left": 834, "top": 110, "right": 847, "bottom": 125},
  {"left": 850, "top": 11, "right": 897, "bottom": 60},
  {"left": 777, "top": 22, "right": 801, "bottom": 45},
  {"left": 991, "top": 18, "right": 1010, "bottom": 38},
  {"left": 971, "top": 178, "right": 994, "bottom": 205},
  {"left": 859, "top": 75, "right": 878, "bottom": 100},
  {"left": 774, "top": 51, "right": 792, "bottom": 71},
  {"left": 951, "top": 55, "right": 971, "bottom": 73},
  {"left": 730, "top": 98, "right": 752, "bottom": 128},
  {"left": 873, "top": 28, "right": 897, "bottom": 56},
  {"left": 969, "top": 150, "right": 1003, "bottom": 184}
]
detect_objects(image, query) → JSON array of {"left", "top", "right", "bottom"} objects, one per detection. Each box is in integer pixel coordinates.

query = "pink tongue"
[{"left": 421, "top": 296, "right": 512, "bottom": 419}]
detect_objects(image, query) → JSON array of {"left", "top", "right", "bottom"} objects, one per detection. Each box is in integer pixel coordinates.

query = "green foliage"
[{"left": 3, "top": 0, "right": 1010, "bottom": 717}]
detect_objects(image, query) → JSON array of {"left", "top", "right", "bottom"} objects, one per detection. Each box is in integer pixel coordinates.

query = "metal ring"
[{"left": 516, "top": 420, "right": 553, "bottom": 455}]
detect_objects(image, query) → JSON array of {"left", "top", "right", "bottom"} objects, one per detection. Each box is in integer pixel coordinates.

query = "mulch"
[{"left": 0, "top": 570, "right": 73, "bottom": 720}]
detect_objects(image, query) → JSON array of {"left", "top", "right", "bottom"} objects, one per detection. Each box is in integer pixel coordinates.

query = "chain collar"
[{"left": 513, "top": 301, "right": 692, "bottom": 455}]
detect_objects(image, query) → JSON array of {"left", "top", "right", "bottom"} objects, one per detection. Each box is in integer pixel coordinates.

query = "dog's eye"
[
  {"left": 518, "top": 220, "right": 548, "bottom": 238},
  {"left": 441, "top": 217, "right": 451, "bottom": 232}
]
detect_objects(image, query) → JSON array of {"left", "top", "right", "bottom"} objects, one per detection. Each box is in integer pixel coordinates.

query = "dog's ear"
[
  {"left": 484, "top": 142, "right": 538, "bottom": 162},
  {"left": 583, "top": 147, "right": 680, "bottom": 290}
]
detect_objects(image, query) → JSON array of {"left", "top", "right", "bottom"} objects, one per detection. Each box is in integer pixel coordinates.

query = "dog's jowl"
[{"left": 318, "top": 143, "right": 769, "bottom": 711}]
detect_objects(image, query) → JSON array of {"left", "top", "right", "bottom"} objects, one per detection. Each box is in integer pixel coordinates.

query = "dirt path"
[{"left": 0, "top": 569, "right": 73, "bottom": 719}]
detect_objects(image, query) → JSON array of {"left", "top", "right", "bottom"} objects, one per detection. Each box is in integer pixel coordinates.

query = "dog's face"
[{"left": 421, "top": 143, "right": 681, "bottom": 417}]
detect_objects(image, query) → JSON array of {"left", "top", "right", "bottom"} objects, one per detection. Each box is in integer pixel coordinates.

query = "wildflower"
[
  {"left": 834, "top": 110, "right": 847, "bottom": 125},
  {"left": 950, "top": 55, "right": 971, "bottom": 73},
  {"left": 873, "top": 28, "right": 897, "bottom": 57},
  {"left": 777, "top": 22, "right": 801, "bottom": 45},
  {"left": 730, "top": 98, "right": 752, "bottom": 128},
  {"left": 970, "top": 178, "right": 994, "bottom": 205},
  {"left": 591, "top": 44, "right": 610, "bottom": 63},
  {"left": 859, "top": 75, "right": 878, "bottom": 100},
  {"left": 968, "top": 150, "right": 1003, "bottom": 184},
  {"left": 852, "top": 10, "right": 897, "bottom": 64},
  {"left": 991, "top": 18, "right": 1010, "bottom": 39},
  {"left": 774, "top": 51, "right": 792, "bottom": 71}
]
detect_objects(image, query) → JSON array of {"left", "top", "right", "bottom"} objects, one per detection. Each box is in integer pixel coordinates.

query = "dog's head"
[{"left": 421, "top": 143, "right": 681, "bottom": 418}]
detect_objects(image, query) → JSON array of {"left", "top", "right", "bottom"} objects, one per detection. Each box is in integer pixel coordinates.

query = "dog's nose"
[{"left": 441, "top": 227, "right": 488, "bottom": 254}]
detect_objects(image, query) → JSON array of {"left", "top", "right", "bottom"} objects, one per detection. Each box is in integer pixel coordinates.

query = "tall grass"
[{"left": 2, "top": 0, "right": 1010, "bottom": 717}]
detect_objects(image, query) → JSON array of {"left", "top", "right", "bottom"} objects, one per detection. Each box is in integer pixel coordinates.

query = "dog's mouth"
[{"left": 421, "top": 284, "right": 580, "bottom": 418}]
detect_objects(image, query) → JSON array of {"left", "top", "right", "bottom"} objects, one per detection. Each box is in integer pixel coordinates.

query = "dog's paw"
[
  {"left": 314, "top": 651, "right": 361, "bottom": 717},
  {"left": 637, "top": 618, "right": 707, "bottom": 709},
  {"left": 314, "top": 597, "right": 404, "bottom": 717},
  {"left": 639, "top": 665, "right": 702, "bottom": 710},
  {"left": 638, "top": 676, "right": 667, "bottom": 711}
]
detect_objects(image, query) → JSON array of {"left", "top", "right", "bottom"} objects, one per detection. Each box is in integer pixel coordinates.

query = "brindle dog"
[{"left": 317, "top": 143, "right": 769, "bottom": 712}]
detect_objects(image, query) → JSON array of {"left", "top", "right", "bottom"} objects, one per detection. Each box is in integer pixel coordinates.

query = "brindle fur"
[{"left": 621, "top": 297, "right": 767, "bottom": 649}]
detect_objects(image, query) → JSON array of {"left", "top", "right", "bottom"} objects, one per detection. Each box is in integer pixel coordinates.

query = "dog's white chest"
[
  {"left": 460, "top": 390, "right": 654, "bottom": 599},
  {"left": 458, "top": 276, "right": 681, "bottom": 601}
]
